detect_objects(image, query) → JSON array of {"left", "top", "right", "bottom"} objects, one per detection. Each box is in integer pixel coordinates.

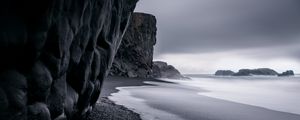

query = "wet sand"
[
  {"left": 100, "top": 76, "right": 173, "bottom": 97},
  {"left": 86, "top": 76, "right": 170, "bottom": 120},
  {"left": 106, "top": 77, "right": 300, "bottom": 120}
]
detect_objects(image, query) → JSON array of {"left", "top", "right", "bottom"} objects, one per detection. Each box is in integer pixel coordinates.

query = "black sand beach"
[
  {"left": 100, "top": 76, "right": 172, "bottom": 97},
  {"left": 86, "top": 76, "right": 169, "bottom": 120},
  {"left": 95, "top": 76, "right": 300, "bottom": 120},
  {"left": 85, "top": 97, "right": 142, "bottom": 120}
]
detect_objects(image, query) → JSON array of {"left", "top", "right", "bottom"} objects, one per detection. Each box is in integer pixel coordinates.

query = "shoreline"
[
  {"left": 91, "top": 76, "right": 300, "bottom": 120},
  {"left": 85, "top": 97, "right": 142, "bottom": 120},
  {"left": 100, "top": 76, "right": 174, "bottom": 97},
  {"left": 87, "top": 76, "right": 170, "bottom": 120},
  {"left": 104, "top": 76, "right": 300, "bottom": 120}
]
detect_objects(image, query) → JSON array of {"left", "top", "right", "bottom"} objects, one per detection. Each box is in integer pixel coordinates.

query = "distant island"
[
  {"left": 278, "top": 70, "right": 295, "bottom": 76},
  {"left": 215, "top": 68, "right": 294, "bottom": 77}
]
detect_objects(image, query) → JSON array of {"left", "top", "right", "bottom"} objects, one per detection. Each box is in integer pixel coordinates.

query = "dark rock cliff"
[
  {"left": 0, "top": 0, "right": 138, "bottom": 120},
  {"left": 109, "top": 13, "right": 157, "bottom": 78},
  {"left": 109, "top": 13, "right": 186, "bottom": 79}
]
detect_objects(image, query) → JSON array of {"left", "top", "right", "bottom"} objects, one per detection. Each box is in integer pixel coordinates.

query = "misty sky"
[{"left": 134, "top": 0, "right": 300, "bottom": 74}]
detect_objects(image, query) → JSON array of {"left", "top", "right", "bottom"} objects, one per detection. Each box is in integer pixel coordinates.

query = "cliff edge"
[
  {"left": 109, "top": 13, "right": 186, "bottom": 79},
  {"left": 109, "top": 13, "right": 157, "bottom": 78}
]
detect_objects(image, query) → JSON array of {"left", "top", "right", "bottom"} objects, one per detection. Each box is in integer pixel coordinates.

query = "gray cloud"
[{"left": 135, "top": 0, "right": 300, "bottom": 57}]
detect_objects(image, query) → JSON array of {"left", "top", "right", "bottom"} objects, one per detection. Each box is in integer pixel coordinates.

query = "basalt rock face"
[
  {"left": 0, "top": 0, "right": 138, "bottom": 120},
  {"left": 108, "top": 14, "right": 186, "bottom": 79},
  {"left": 109, "top": 13, "right": 157, "bottom": 78}
]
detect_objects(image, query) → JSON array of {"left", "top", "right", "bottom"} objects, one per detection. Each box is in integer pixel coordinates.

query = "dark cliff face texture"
[
  {"left": 0, "top": 0, "right": 138, "bottom": 120},
  {"left": 109, "top": 13, "right": 157, "bottom": 78},
  {"left": 109, "top": 14, "right": 186, "bottom": 79}
]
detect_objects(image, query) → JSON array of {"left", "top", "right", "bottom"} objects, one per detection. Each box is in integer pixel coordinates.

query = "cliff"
[
  {"left": 0, "top": 0, "right": 138, "bottom": 120},
  {"left": 109, "top": 13, "right": 186, "bottom": 79},
  {"left": 109, "top": 13, "right": 157, "bottom": 78}
]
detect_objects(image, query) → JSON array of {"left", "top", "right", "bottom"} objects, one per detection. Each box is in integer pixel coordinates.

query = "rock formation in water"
[
  {"left": 109, "top": 13, "right": 157, "bottom": 78},
  {"left": 215, "top": 70, "right": 235, "bottom": 76},
  {"left": 233, "top": 68, "right": 278, "bottom": 76},
  {"left": 0, "top": 0, "right": 138, "bottom": 119},
  {"left": 152, "top": 61, "right": 187, "bottom": 79},
  {"left": 278, "top": 70, "right": 294, "bottom": 76}
]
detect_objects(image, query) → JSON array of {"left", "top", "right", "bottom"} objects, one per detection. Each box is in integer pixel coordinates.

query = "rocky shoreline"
[
  {"left": 85, "top": 76, "right": 173, "bottom": 120},
  {"left": 85, "top": 97, "right": 141, "bottom": 120}
]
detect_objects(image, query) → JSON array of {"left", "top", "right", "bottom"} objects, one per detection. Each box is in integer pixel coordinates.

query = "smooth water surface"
[{"left": 109, "top": 75, "right": 300, "bottom": 120}]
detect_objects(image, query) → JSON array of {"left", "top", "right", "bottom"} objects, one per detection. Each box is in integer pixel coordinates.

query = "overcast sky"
[{"left": 135, "top": 0, "right": 300, "bottom": 74}]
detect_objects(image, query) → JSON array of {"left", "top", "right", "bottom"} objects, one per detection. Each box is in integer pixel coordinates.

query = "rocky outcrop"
[
  {"left": 109, "top": 13, "right": 157, "bottom": 78},
  {"left": 0, "top": 0, "right": 138, "bottom": 120},
  {"left": 215, "top": 68, "right": 296, "bottom": 77},
  {"left": 278, "top": 70, "right": 294, "bottom": 76},
  {"left": 108, "top": 13, "right": 186, "bottom": 79},
  {"left": 152, "top": 61, "right": 187, "bottom": 79},
  {"left": 215, "top": 70, "right": 235, "bottom": 76},
  {"left": 233, "top": 68, "right": 278, "bottom": 76}
]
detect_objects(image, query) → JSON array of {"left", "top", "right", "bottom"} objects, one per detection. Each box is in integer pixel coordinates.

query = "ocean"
[{"left": 109, "top": 75, "right": 300, "bottom": 120}]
